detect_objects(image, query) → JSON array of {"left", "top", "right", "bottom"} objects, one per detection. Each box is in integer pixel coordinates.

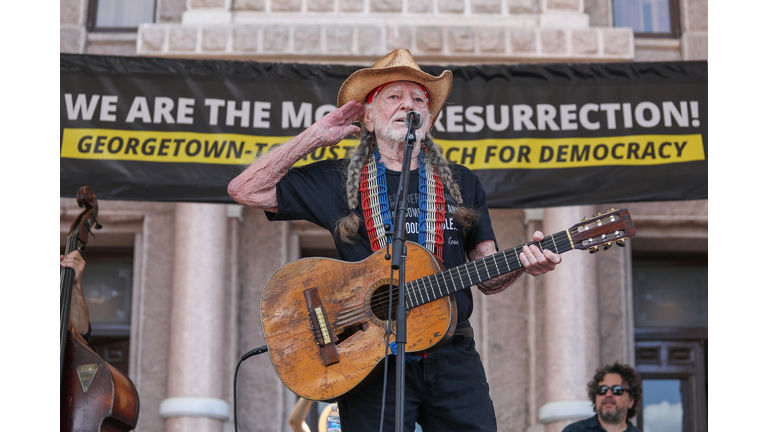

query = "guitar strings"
[
  {"left": 369, "top": 236, "right": 566, "bottom": 311},
  {"left": 416, "top": 234, "right": 572, "bottom": 306},
  {"left": 367, "top": 231, "right": 573, "bottom": 311},
  {"left": 369, "top": 216, "right": 623, "bottom": 312}
]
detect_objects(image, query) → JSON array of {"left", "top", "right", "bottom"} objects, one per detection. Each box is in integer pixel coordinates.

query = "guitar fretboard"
[{"left": 403, "top": 230, "right": 574, "bottom": 310}]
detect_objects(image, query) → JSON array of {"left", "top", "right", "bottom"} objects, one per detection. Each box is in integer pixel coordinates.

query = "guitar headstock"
[{"left": 569, "top": 208, "right": 635, "bottom": 254}]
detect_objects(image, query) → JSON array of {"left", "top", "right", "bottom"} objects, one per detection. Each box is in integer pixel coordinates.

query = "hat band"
[{"left": 365, "top": 82, "right": 430, "bottom": 107}]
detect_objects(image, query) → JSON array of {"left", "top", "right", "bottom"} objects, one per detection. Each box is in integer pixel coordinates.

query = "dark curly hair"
[{"left": 587, "top": 362, "right": 643, "bottom": 420}]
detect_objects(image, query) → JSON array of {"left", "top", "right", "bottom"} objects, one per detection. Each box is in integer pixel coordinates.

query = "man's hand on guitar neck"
[
  {"left": 519, "top": 230, "right": 562, "bottom": 276},
  {"left": 471, "top": 231, "right": 562, "bottom": 295}
]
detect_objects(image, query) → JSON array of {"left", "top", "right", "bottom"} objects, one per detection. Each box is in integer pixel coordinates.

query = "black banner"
[{"left": 61, "top": 54, "right": 707, "bottom": 208}]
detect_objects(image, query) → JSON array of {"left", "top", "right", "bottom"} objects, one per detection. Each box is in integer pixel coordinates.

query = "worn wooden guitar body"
[
  {"left": 261, "top": 242, "right": 457, "bottom": 402},
  {"left": 260, "top": 208, "right": 635, "bottom": 401}
]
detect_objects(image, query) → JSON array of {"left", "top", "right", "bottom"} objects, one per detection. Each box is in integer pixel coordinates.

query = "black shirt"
[
  {"left": 267, "top": 158, "right": 497, "bottom": 324},
  {"left": 562, "top": 414, "right": 641, "bottom": 432}
]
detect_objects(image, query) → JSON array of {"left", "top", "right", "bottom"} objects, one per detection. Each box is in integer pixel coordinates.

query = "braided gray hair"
[{"left": 334, "top": 130, "right": 374, "bottom": 244}]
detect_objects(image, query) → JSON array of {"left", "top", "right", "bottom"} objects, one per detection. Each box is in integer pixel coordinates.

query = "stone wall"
[
  {"left": 136, "top": 0, "right": 634, "bottom": 62},
  {"left": 62, "top": 0, "right": 707, "bottom": 62}
]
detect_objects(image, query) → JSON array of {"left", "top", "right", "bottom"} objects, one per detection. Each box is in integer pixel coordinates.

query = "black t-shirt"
[
  {"left": 266, "top": 158, "right": 497, "bottom": 324},
  {"left": 562, "top": 415, "right": 641, "bottom": 432}
]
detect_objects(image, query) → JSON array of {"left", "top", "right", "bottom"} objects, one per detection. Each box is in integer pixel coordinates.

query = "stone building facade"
[{"left": 60, "top": 1, "right": 708, "bottom": 431}]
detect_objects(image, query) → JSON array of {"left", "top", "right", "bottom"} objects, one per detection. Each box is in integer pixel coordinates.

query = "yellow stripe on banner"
[
  {"left": 61, "top": 129, "right": 705, "bottom": 169},
  {"left": 432, "top": 134, "right": 706, "bottom": 169},
  {"left": 60, "top": 128, "right": 361, "bottom": 166}
]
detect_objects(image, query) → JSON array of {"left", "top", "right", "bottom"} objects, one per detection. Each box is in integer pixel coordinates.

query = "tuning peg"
[
  {"left": 603, "top": 242, "right": 612, "bottom": 251},
  {"left": 616, "top": 239, "right": 625, "bottom": 247},
  {"left": 581, "top": 216, "right": 589, "bottom": 222},
  {"left": 592, "top": 212, "right": 602, "bottom": 218},
  {"left": 85, "top": 223, "right": 98, "bottom": 237},
  {"left": 588, "top": 246, "right": 599, "bottom": 254}
]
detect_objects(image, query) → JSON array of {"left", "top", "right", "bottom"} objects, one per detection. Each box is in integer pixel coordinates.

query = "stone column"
[
  {"left": 161, "top": 203, "right": 230, "bottom": 432},
  {"left": 235, "top": 208, "right": 292, "bottom": 431},
  {"left": 540, "top": 205, "right": 600, "bottom": 432}
]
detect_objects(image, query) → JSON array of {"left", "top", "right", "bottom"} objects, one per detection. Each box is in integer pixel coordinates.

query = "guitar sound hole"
[{"left": 370, "top": 284, "right": 400, "bottom": 321}]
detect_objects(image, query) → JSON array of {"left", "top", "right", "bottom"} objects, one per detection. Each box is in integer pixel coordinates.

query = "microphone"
[
  {"left": 405, "top": 111, "right": 423, "bottom": 146},
  {"left": 406, "top": 111, "right": 423, "bottom": 130}
]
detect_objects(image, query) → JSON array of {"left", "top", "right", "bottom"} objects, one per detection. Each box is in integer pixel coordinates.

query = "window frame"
[
  {"left": 631, "top": 250, "right": 707, "bottom": 431},
  {"left": 634, "top": 329, "right": 707, "bottom": 432},
  {"left": 78, "top": 248, "right": 135, "bottom": 337},
  {"left": 613, "top": 0, "right": 682, "bottom": 39},
  {"left": 86, "top": 0, "right": 157, "bottom": 33}
]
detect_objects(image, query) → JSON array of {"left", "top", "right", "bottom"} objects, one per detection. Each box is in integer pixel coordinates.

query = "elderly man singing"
[{"left": 228, "top": 49, "right": 561, "bottom": 431}]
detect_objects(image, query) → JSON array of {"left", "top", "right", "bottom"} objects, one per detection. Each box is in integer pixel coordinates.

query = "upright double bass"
[{"left": 61, "top": 186, "right": 140, "bottom": 432}]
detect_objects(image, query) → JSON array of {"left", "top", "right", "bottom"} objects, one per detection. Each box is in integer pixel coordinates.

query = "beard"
[
  {"left": 597, "top": 401, "right": 627, "bottom": 424},
  {"left": 375, "top": 114, "right": 427, "bottom": 146}
]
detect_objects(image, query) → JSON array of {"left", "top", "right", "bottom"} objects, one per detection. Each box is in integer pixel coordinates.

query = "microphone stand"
[{"left": 391, "top": 112, "right": 420, "bottom": 432}]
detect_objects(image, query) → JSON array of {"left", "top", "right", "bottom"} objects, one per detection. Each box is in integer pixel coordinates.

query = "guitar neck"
[{"left": 403, "top": 229, "right": 574, "bottom": 310}]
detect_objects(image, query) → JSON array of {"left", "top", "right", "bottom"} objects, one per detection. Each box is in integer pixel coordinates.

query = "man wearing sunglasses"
[{"left": 563, "top": 362, "right": 643, "bottom": 432}]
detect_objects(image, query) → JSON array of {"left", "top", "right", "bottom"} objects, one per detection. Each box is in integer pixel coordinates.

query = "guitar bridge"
[
  {"left": 304, "top": 287, "right": 340, "bottom": 367},
  {"left": 312, "top": 306, "right": 333, "bottom": 345}
]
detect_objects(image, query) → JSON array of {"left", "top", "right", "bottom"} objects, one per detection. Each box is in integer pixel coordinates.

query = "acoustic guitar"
[{"left": 260, "top": 208, "right": 635, "bottom": 401}]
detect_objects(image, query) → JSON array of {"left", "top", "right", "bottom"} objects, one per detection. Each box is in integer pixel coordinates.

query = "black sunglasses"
[{"left": 596, "top": 385, "right": 627, "bottom": 396}]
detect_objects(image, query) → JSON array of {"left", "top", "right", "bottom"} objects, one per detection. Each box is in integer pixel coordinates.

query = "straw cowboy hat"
[{"left": 337, "top": 49, "right": 453, "bottom": 127}]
